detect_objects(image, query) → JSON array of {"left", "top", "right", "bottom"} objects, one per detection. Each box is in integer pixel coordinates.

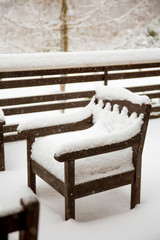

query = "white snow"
[
  {"left": 30, "top": 85, "right": 145, "bottom": 183},
  {"left": 0, "top": 108, "right": 5, "bottom": 123},
  {"left": 0, "top": 118, "right": 160, "bottom": 240},
  {"left": 17, "top": 85, "right": 148, "bottom": 133},
  {"left": 17, "top": 99, "right": 94, "bottom": 133},
  {"left": 0, "top": 48, "right": 160, "bottom": 72},
  {"left": 31, "top": 101, "right": 143, "bottom": 183},
  {"left": 96, "top": 85, "right": 151, "bottom": 104}
]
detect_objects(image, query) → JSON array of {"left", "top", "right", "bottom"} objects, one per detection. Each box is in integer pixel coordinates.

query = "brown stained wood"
[
  {"left": 0, "top": 74, "right": 103, "bottom": 89},
  {"left": 31, "top": 160, "right": 64, "bottom": 196},
  {"left": 108, "top": 69, "right": 160, "bottom": 80},
  {"left": 27, "top": 137, "right": 36, "bottom": 193},
  {"left": 75, "top": 170, "right": 135, "bottom": 199},
  {"left": 107, "top": 62, "right": 160, "bottom": 71},
  {"left": 4, "top": 133, "right": 24, "bottom": 143},
  {"left": 20, "top": 197, "right": 39, "bottom": 240},
  {"left": 54, "top": 133, "right": 141, "bottom": 162},
  {"left": 0, "top": 211, "right": 25, "bottom": 233},
  {"left": 64, "top": 161, "right": 75, "bottom": 220},
  {"left": 3, "top": 100, "right": 90, "bottom": 116},
  {"left": 0, "top": 125, "right": 5, "bottom": 171},
  {"left": 127, "top": 84, "right": 160, "bottom": 93},
  {"left": 3, "top": 124, "right": 18, "bottom": 133},
  {"left": 0, "top": 66, "right": 104, "bottom": 78},
  {"left": 145, "top": 92, "right": 160, "bottom": 99},
  {"left": 0, "top": 91, "right": 95, "bottom": 106},
  {"left": 104, "top": 67, "right": 108, "bottom": 85},
  {"left": 0, "top": 197, "right": 39, "bottom": 240},
  {"left": 151, "top": 106, "right": 160, "bottom": 112}
]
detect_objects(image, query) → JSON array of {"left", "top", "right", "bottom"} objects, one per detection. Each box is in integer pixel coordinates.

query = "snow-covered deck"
[{"left": 0, "top": 118, "right": 160, "bottom": 240}]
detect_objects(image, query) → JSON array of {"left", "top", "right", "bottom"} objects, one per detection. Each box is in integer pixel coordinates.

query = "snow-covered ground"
[{"left": 0, "top": 117, "right": 160, "bottom": 240}]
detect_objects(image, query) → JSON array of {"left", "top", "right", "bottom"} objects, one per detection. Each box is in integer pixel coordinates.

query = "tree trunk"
[{"left": 60, "top": 0, "right": 68, "bottom": 102}]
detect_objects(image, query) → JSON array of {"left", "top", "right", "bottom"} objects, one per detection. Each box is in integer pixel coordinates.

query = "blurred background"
[{"left": 0, "top": 0, "right": 160, "bottom": 53}]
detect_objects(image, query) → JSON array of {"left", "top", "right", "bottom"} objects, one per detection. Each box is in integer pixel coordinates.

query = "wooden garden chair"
[
  {"left": 17, "top": 86, "right": 151, "bottom": 220},
  {"left": 0, "top": 196, "right": 39, "bottom": 240}
]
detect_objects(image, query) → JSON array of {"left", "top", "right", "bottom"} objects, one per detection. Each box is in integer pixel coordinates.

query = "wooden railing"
[{"left": 0, "top": 51, "right": 160, "bottom": 144}]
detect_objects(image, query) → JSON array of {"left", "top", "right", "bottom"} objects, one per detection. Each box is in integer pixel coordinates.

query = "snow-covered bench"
[
  {"left": 17, "top": 85, "right": 151, "bottom": 220},
  {"left": 0, "top": 196, "right": 39, "bottom": 239}
]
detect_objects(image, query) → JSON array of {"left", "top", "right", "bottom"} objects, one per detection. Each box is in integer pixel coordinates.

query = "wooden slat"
[
  {"left": 151, "top": 105, "right": 160, "bottom": 112},
  {"left": 0, "top": 66, "right": 104, "bottom": 78},
  {"left": 32, "top": 160, "right": 64, "bottom": 196},
  {"left": 4, "top": 133, "right": 22, "bottom": 143},
  {"left": 127, "top": 84, "right": 160, "bottom": 92},
  {"left": 0, "top": 74, "right": 103, "bottom": 89},
  {"left": 0, "top": 91, "right": 95, "bottom": 106},
  {"left": 3, "top": 124, "right": 18, "bottom": 133},
  {"left": 108, "top": 70, "right": 160, "bottom": 80},
  {"left": 3, "top": 100, "right": 90, "bottom": 115},
  {"left": 107, "top": 62, "right": 160, "bottom": 71},
  {"left": 145, "top": 92, "right": 160, "bottom": 99},
  {"left": 75, "top": 170, "right": 135, "bottom": 199}
]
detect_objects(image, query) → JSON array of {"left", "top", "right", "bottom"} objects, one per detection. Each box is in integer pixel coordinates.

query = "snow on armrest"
[
  {"left": 0, "top": 109, "right": 5, "bottom": 124},
  {"left": 17, "top": 99, "right": 94, "bottom": 133},
  {"left": 54, "top": 113, "right": 144, "bottom": 162}
]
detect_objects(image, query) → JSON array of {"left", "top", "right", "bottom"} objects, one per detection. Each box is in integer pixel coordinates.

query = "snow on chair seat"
[{"left": 17, "top": 85, "right": 151, "bottom": 220}]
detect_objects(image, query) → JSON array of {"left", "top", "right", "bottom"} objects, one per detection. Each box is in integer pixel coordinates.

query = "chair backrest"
[
  {"left": 93, "top": 86, "right": 151, "bottom": 119},
  {"left": 90, "top": 86, "right": 151, "bottom": 146},
  {"left": 0, "top": 196, "right": 39, "bottom": 240}
]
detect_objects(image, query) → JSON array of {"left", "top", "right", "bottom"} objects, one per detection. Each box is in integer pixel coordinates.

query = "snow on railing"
[{"left": 0, "top": 48, "right": 160, "bottom": 72}]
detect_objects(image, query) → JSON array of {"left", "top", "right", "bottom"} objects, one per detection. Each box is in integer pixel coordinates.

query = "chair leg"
[
  {"left": 131, "top": 182, "right": 141, "bottom": 209},
  {"left": 0, "top": 125, "right": 5, "bottom": 171},
  {"left": 28, "top": 165, "right": 36, "bottom": 194},
  {"left": 131, "top": 144, "right": 142, "bottom": 209},
  {"left": 64, "top": 161, "right": 75, "bottom": 220},
  {"left": 27, "top": 137, "right": 36, "bottom": 193}
]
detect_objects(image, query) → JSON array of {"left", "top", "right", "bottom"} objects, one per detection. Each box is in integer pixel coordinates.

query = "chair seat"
[{"left": 31, "top": 128, "right": 134, "bottom": 184}]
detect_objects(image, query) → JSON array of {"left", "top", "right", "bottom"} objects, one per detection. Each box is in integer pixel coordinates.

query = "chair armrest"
[
  {"left": 17, "top": 116, "right": 93, "bottom": 138},
  {"left": 54, "top": 133, "right": 141, "bottom": 162},
  {"left": 17, "top": 100, "right": 94, "bottom": 137}
]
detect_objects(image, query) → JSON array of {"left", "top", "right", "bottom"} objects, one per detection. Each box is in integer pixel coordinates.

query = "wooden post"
[
  {"left": 64, "top": 160, "right": 75, "bottom": 220},
  {"left": 27, "top": 136, "right": 36, "bottom": 193},
  {"left": 104, "top": 67, "right": 108, "bottom": 86},
  {"left": 20, "top": 197, "right": 39, "bottom": 240},
  {"left": 0, "top": 124, "right": 5, "bottom": 171},
  {"left": 131, "top": 143, "right": 141, "bottom": 208}
]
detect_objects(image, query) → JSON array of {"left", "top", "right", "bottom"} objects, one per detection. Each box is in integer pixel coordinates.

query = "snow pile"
[
  {"left": 0, "top": 48, "right": 160, "bottom": 72},
  {"left": 95, "top": 85, "right": 151, "bottom": 105},
  {"left": 0, "top": 108, "right": 5, "bottom": 123},
  {"left": 17, "top": 99, "right": 94, "bottom": 133}
]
